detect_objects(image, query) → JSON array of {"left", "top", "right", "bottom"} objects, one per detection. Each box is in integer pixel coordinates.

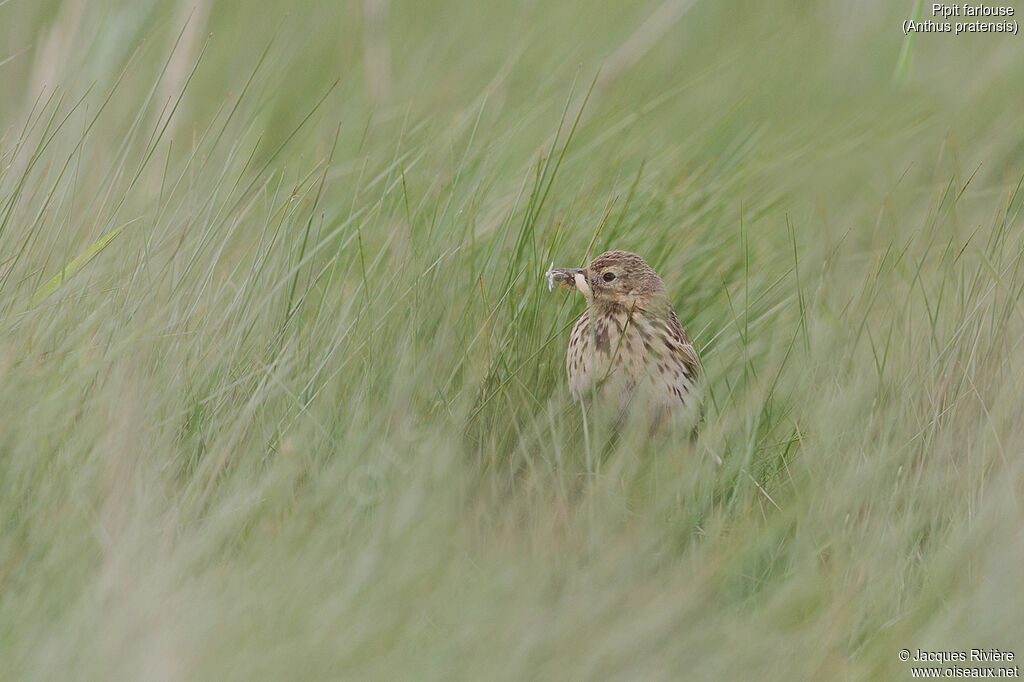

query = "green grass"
[{"left": 2, "top": 1, "right": 1023, "bottom": 679}]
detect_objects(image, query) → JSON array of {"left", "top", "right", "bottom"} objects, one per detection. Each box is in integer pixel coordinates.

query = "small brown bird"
[{"left": 547, "top": 250, "right": 701, "bottom": 426}]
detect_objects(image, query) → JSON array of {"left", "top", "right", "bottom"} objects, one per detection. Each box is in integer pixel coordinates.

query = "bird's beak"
[{"left": 545, "top": 266, "right": 591, "bottom": 300}]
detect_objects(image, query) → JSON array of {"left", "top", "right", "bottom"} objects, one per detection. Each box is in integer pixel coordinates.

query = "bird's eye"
[{"left": 602, "top": 272, "right": 616, "bottom": 282}]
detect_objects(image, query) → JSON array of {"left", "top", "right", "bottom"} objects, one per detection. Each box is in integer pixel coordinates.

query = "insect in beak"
[
  {"left": 545, "top": 266, "right": 590, "bottom": 299},
  {"left": 545, "top": 266, "right": 585, "bottom": 290}
]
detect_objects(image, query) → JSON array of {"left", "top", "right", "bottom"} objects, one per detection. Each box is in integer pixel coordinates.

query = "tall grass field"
[{"left": 2, "top": 1, "right": 1023, "bottom": 679}]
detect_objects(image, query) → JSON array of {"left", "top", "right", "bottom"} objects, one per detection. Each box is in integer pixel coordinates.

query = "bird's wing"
[
  {"left": 637, "top": 307, "right": 700, "bottom": 414},
  {"left": 665, "top": 308, "right": 701, "bottom": 381}
]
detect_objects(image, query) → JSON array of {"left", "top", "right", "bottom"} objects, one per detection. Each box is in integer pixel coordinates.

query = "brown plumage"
[{"left": 547, "top": 250, "right": 702, "bottom": 426}]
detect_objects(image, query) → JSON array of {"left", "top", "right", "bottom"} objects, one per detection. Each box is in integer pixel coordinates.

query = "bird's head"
[{"left": 547, "top": 250, "right": 666, "bottom": 309}]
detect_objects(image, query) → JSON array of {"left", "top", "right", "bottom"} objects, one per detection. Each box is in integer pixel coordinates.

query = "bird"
[{"left": 546, "top": 250, "right": 702, "bottom": 428}]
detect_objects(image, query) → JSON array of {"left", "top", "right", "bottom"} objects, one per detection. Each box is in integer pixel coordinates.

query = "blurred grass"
[{"left": 2, "top": 0, "right": 1024, "bottom": 680}]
